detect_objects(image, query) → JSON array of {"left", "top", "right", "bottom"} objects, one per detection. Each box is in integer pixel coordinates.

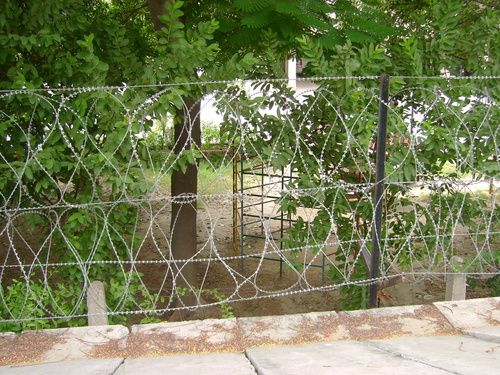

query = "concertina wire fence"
[{"left": 0, "top": 75, "right": 498, "bottom": 329}]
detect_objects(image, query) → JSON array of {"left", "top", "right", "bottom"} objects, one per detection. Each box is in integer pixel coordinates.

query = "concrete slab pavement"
[
  {"left": 368, "top": 335, "right": 499, "bottom": 375},
  {"left": 246, "top": 340, "right": 452, "bottom": 375},
  {"left": 246, "top": 334, "right": 500, "bottom": 374},
  {"left": 114, "top": 353, "right": 255, "bottom": 375},
  {"left": 464, "top": 326, "right": 500, "bottom": 343},
  {"left": 0, "top": 359, "right": 124, "bottom": 375}
]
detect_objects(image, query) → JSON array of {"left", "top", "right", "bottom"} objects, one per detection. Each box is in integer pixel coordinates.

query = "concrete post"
[
  {"left": 286, "top": 58, "right": 296, "bottom": 88},
  {"left": 445, "top": 256, "right": 466, "bottom": 301},
  {"left": 87, "top": 280, "right": 108, "bottom": 326}
]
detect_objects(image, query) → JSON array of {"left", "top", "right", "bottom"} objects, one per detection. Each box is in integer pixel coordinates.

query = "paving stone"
[
  {"left": 464, "top": 326, "right": 500, "bottom": 343},
  {"left": 369, "top": 335, "right": 500, "bottom": 375},
  {"left": 246, "top": 340, "right": 450, "bottom": 375},
  {"left": 114, "top": 353, "right": 255, "bottom": 375},
  {"left": 434, "top": 297, "right": 500, "bottom": 329},
  {"left": 0, "top": 358, "right": 123, "bottom": 375}
]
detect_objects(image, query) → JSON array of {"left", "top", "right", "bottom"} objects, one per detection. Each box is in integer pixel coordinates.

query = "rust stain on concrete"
[
  {"left": 92, "top": 320, "right": 245, "bottom": 359},
  {"left": 0, "top": 331, "right": 62, "bottom": 366},
  {"left": 236, "top": 312, "right": 338, "bottom": 348},
  {"left": 481, "top": 299, "right": 500, "bottom": 326},
  {"left": 335, "top": 304, "right": 458, "bottom": 341}
]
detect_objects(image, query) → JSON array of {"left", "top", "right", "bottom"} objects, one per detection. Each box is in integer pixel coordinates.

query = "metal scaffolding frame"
[{"left": 232, "top": 154, "right": 329, "bottom": 279}]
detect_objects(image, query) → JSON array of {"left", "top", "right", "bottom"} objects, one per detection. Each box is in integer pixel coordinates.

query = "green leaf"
[
  {"left": 234, "top": 0, "right": 271, "bottom": 12},
  {"left": 241, "top": 10, "right": 273, "bottom": 28},
  {"left": 24, "top": 166, "right": 33, "bottom": 180},
  {"left": 345, "top": 29, "right": 375, "bottom": 43}
]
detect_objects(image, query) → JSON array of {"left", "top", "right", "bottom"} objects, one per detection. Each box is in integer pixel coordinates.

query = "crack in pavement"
[
  {"left": 110, "top": 357, "right": 127, "bottom": 375},
  {"left": 365, "top": 341, "right": 460, "bottom": 374},
  {"left": 243, "top": 350, "right": 260, "bottom": 375}
]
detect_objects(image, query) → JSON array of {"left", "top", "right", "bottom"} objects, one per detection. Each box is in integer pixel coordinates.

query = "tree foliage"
[{"left": 0, "top": 0, "right": 498, "bottom": 327}]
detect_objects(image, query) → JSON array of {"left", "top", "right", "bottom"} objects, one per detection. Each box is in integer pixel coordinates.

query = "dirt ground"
[
  {"left": 134, "top": 193, "right": 498, "bottom": 322},
  {"left": 133, "top": 197, "right": 339, "bottom": 320}
]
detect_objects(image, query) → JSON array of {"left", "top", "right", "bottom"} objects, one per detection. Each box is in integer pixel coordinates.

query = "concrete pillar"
[
  {"left": 286, "top": 58, "right": 296, "bottom": 88},
  {"left": 87, "top": 280, "right": 108, "bottom": 326},
  {"left": 445, "top": 256, "right": 466, "bottom": 301}
]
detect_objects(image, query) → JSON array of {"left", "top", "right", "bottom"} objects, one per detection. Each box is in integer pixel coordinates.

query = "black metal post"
[
  {"left": 261, "top": 165, "right": 264, "bottom": 235},
  {"left": 240, "top": 154, "right": 245, "bottom": 271},
  {"left": 279, "top": 167, "right": 284, "bottom": 278},
  {"left": 369, "top": 74, "right": 389, "bottom": 308}
]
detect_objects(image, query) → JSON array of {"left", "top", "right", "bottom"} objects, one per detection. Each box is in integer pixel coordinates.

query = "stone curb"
[
  {"left": 0, "top": 297, "right": 498, "bottom": 367},
  {"left": 433, "top": 297, "right": 500, "bottom": 329},
  {"left": 464, "top": 326, "right": 500, "bottom": 343},
  {"left": 0, "top": 325, "right": 128, "bottom": 366}
]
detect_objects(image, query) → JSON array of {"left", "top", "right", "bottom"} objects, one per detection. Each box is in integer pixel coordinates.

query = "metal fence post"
[
  {"left": 369, "top": 74, "right": 390, "bottom": 308},
  {"left": 240, "top": 153, "right": 245, "bottom": 271}
]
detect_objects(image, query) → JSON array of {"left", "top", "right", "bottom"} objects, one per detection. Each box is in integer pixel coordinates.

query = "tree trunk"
[
  {"left": 148, "top": 0, "right": 167, "bottom": 30},
  {"left": 148, "top": 0, "right": 203, "bottom": 318},
  {"left": 170, "top": 98, "right": 201, "bottom": 308}
]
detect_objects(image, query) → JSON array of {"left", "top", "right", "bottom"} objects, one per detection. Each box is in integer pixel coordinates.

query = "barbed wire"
[
  {"left": 1, "top": 271, "right": 498, "bottom": 325},
  {"left": 0, "top": 77, "right": 498, "bottom": 327},
  {"left": 1, "top": 177, "right": 493, "bottom": 212},
  {"left": 0, "top": 74, "right": 499, "bottom": 94},
  {"left": 0, "top": 231, "right": 497, "bottom": 269}
]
